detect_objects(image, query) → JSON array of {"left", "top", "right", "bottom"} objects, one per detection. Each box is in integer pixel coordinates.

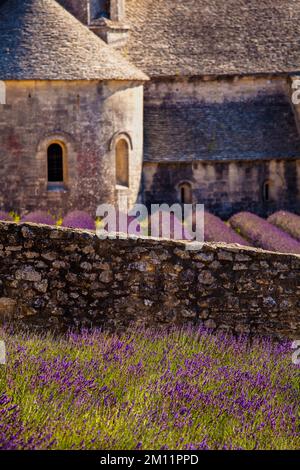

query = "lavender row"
[
  {"left": 229, "top": 212, "right": 300, "bottom": 254},
  {"left": 0, "top": 210, "right": 95, "bottom": 230},
  {"left": 203, "top": 212, "right": 249, "bottom": 246},
  {"left": 268, "top": 211, "right": 300, "bottom": 242}
]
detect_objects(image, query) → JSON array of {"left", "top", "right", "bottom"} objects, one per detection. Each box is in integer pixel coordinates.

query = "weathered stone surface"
[
  {"left": 198, "top": 271, "right": 216, "bottom": 286},
  {"left": 15, "top": 266, "right": 42, "bottom": 282},
  {"left": 217, "top": 251, "right": 234, "bottom": 261},
  {"left": 0, "top": 221, "right": 299, "bottom": 338},
  {"left": 34, "top": 280, "right": 48, "bottom": 294},
  {"left": 204, "top": 319, "right": 217, "bottom": 329},
  {"left": 99, "top": 271, "right": 114, "bottom": 284}
]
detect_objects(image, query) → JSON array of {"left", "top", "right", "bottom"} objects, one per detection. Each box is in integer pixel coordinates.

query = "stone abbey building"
[{"left": 1, "top": 0, "right": 300, "bottom": 218}]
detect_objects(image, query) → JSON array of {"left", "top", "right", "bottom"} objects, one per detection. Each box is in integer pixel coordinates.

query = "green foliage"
[{"left": 9, "top": 211, "right": 20, "bottom": 223}]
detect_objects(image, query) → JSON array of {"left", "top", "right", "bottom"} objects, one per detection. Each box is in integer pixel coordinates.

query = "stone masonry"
[
  {"left": 0, "top": 221, "right": 299, "bottom": 338},
  {"left": 0, "top": 80, "right": 144, "bottom": 216},
  {"left": 142, "top": 76, "right": 300, "bottom": 218}
]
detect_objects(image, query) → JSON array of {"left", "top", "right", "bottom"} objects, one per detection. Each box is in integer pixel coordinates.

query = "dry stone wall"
[{"left": 0, "top": 221, "right": 299, "bottom": 338}]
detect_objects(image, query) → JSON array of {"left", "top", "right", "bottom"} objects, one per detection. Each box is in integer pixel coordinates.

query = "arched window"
[
  {"left": 263, "top": 180, "right": 270, "bottom": 202},
  {"left": 178, "top": 182, "right": 192, "bottom": 204},
  {"left": 48, "top": 143, "right": 64, "bottom": 183},
  {"left": 116, "top": 139, "right": 129, "bottom": 187}
]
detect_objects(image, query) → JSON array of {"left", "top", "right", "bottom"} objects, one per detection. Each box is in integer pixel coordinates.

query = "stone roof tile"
[
  {"left": 0, "top": 0, "right": 148, "bottom": 81},
  {"left": 125, "top": 0, "right": 300, "bottom": 77},
  {"left": 144, "top": 94, "right": 300, "bottom": 162}
]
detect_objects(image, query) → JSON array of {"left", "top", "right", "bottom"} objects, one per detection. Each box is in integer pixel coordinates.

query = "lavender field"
[
  {"left": 0, "top": 327, "right": 299, "bottom": 450},
  {"left": 203, "top": 212, "right": 250, "bottom": 246}
]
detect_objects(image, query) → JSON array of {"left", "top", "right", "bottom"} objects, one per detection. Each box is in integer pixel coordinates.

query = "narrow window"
[
  {"left": 178, "top": 182, "right": 192, "bottom": 204},
  {"left": 48, "top": 143, "right": 64, "bottom": 183},
  {"left": 116, "top": 139, "right": 129, "bottom": 187},
  {"left": 263, "top": 181, "right": 270, "bottom": 202},
  {"left": 96, "top": 0, "right": 110, "bottom": 19}
]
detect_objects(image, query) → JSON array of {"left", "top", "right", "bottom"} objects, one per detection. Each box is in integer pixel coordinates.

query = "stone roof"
[
  {"left": 125, "top": 0, "right": 300, "bottom": 78},
  {"left": 0, "top": 0, "right": 148, "bottom": 81},
  {"left": 144, "top": 94, "right": 300, "bottom": 162}
]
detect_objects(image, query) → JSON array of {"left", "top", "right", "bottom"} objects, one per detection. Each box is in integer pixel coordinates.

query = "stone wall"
[
  {"left": 0, "top": 80, "right": 144, "bottom": 216},
  {"left": 0, "top": 221, "right": 299, "bottom": 339}
]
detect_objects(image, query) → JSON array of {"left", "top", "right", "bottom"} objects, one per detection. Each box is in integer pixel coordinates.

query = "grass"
[{"left": 0, "top": 326, "right": 299, "bottom": 450}]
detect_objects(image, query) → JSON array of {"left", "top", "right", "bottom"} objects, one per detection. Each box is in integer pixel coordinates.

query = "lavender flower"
[
  {"left": 0, "top": 326, "right": 298, "bottom": 450},
  {"left": 0, "top": 211, "right": 13, "bottom": 222},
  {"left": 268, "top": 211, "right": 300, "bottom": 241},
  {"left": 229, "top": 212, "right": 300, "bottom": 254},
  {"left": 22, "top": 210, "right": 55, "bottom": 226},
  {"left": 62, "top": 211, "right": 95, "bottom": 230},
  {"left": 204, "top": 212, "right": 249, "bottom": 245}
]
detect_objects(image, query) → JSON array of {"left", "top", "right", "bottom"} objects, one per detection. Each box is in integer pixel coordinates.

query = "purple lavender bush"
[
  {"left": 229, "top": 212, "right": 300, "bottom": 254},
  {"left": 22, "top": 210, "right": 55, "bottom": 226},
  {"left": 62, "top": 211, "right": 95, "bottom": 231},
  {"left": 0, "top": 211, "right": 13, "bottom": 222},
  {"left": 204, "top": 212, "right": 249, "bottom": 245},
  {"left": 268, "top": 211, "right": 300, "bottom": 241},
  {"left": 0, "top": 327, "right": 299, "bottom": 450}
]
